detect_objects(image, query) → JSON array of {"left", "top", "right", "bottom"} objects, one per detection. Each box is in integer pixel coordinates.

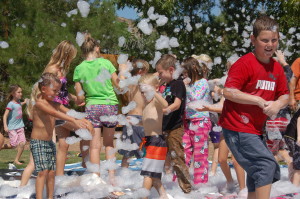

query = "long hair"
[
  {"left": 7, "top": 84, "right": 21, "bottom": 101},
  {"left": 26, "top": 73, "right": 61, "bottom": 118},
  {"left": 43, "top": 40, "right": 77, "bottom": 76},
  {"left": 81, "top": 33, "right": 100, "bottom": 59},
  {"left": 182, "top": 57, "right": 203, "bottom": 85}
]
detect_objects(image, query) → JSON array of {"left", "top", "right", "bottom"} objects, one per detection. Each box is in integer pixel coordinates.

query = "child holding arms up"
[
  {"left": 156, "top": 54, "right": 192, "bottom": 193},
  {"left": 3, "top": 84, "right": 28, "bottom": 165},
  {"left": 181, "top": 57, "right": 212, "bottom": 185},
  {"left": 219, "top": 15, "right": 289, "bottom": 199},
  {"left": 138, "top": 74, "right": 169, "bottom": 199},
  {"left": 29, "top": 73, "right": 93, "bottom": 199}
]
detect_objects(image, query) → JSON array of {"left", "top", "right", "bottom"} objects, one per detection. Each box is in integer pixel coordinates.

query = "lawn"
[{"left": 0, "top": 149, "right": 122, "bottom": 170}]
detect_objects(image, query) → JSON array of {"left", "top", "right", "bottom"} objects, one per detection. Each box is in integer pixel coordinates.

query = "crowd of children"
[{"left": 1, "top": 15, "right": 300, "bottom": 199}]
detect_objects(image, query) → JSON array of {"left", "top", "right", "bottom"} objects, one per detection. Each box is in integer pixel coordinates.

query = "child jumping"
[
  {"left": 181, "top": 57, "right": 212, "bottom": 185},
  {"left": 138, "top": 74, "right": 169, "bottom": 199},
  {"left": 3, "top": 84, "right": 27, "bottom": 165},
  {"left": 219, "top": 15, "right": 289, "bottom": 199},
  {"left": 28, "top": 73, "right": 93, "bottom": 199}
]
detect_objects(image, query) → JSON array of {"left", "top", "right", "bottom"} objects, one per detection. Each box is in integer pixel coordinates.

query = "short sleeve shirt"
[
  {"left": 6, "top": 101, "right": 24, "bottom": 130},
  {"left": 162, "top": 79, "right": 186, "bottom": 131},
  {"left": 73, "top": 58, "right": 119, "bottom": 106},
  {"left": 219, "top": 53, "right": 289, "bottom": 135}
]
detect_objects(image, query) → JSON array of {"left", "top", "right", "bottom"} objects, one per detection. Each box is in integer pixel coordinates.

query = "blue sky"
[{"left": 116, "top": 6, "right": 221, "bottom": 20}]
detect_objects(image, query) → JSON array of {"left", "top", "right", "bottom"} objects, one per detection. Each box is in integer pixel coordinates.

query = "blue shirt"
[{"left": 6, "top": 101, "right": 24, "bottom": 130}]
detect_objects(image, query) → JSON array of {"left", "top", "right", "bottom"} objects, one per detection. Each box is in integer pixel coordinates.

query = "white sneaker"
[
  {"left": 238, "top": 188, "right": 248, "bottom": 198},
  {"left": 8, "top": 163, "right": 17, "bottom": 170}
]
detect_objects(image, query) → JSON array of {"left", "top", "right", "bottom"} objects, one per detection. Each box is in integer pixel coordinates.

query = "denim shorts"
[{"left": 222, "top": 128, "right": 280, "bottom": 192}]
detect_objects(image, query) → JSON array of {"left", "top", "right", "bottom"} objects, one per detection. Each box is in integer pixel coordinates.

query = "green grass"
[{"left": 0, "top": 149, "right": 122, "bottom": 169}]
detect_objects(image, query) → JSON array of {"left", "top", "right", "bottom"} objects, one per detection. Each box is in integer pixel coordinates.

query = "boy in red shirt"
[{"left": 219, "top": 15, "right": 289, "bottom": 199}]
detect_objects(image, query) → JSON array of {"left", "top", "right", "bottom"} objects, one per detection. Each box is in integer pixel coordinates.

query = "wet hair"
[
  {"left": 131, "top": 59, "right": 150, "bottom": 76},
  {"left": 44, "top": 40, "right": 77, "bottom": 76},
  {"left": 139, "top": 73, "right": 159, "bottom": 87},
  {"left": 253, "top": 15, "right": 279, "bottom": 38},
  {"left": 27, "top": 73, "right": 61, "bottom": 118},
  {"left": 155, "top": 54, "right": 177, "bottom": 70},
  {"left": 182, "top": 57, "right": 203, "bottom": 85},
  {"left": 81, "top": 33, "right": 100, "bottom": 58},
  {"left": 7, "top": 84, "right": 21, "bottom": 101}
]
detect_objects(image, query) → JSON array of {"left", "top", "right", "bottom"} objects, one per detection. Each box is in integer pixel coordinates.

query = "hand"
[
  {"left": 183, "top": 77, "right": 191, "bottom": 85},
  {"left": 263, "top": 101, "right": 280, "bottom": 118},
  {"left": 74, "top": 119, "right": 90, "bottom": 130},
  {"left": 275, "top": 50, "right": 288, "bottom": 66},
  {"left": 196, "top": 105, "right": 210, "bottom": 112},
  {"left": 289, "top": 97, "right": 297, "bottom": 111}
]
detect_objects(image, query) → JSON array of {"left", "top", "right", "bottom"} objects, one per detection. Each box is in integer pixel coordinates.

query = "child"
[
  {"left": 118, "top": 59, "right": 149, "bottom": 168},
  {"left": 42, "top": 40, "right": 89, "bottom": 176},
  {"left": 73, "top": 33, "right": 119, "bottom": 184},
  {"left": 219, "top": 15, "right": 289, "bottom": 199},
  {"left": 284, "top": 107, "right": 300, "bottom": 186},
  {"left": 138, "top": 74, "right": 169, "bottom": 199},
  {"left": 3, "top": 84, "right": 27, "bottom": 165},
  {"left": 29, "top": 73, "right": 92, "bottom": 199},
  {"left": 156, "top": 54, "right": 192, "bottom": 193},
  {"left": 181, "top": 57, "right": 212, "bottom": 185}
]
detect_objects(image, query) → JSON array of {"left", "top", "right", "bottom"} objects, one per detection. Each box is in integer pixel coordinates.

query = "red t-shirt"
[
  {"left": 291, "top": 58, "right": 300, "bottom": 100},
  {"left": 219, "top": 53, "right": 289, "bottom": 135}
]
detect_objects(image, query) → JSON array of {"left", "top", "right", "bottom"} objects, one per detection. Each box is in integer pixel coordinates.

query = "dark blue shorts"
[{"left": 223, "top": 128, "right": 280, "bottom": 192}]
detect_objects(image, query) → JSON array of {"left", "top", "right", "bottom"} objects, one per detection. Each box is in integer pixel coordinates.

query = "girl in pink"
[
  {"left": 182, "top": 57, "right": 212, "bottom": 185},
  {"left": 3, "top": 84, "right": 27, "bottom": 165}
]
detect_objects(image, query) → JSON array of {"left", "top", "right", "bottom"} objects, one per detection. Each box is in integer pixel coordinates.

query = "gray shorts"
[
  {"left": 118, "top": 115, "right": 145, "bottom": 159},
  {"left": 223, "top": 128, "right": 280, "bottom": 192}
]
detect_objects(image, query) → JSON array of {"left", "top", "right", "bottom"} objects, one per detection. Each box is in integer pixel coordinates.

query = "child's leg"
[
  {"left": 80, "top": 140, "right": 90, "bottom": 168},
  {"left": 55, "top": 126, "right": 70, "bottom": 176},
  {"left": 0, "top": 132, "right": 4, "bottom": 149},
  {"left": 90, "top": 127, "right": 102, "bottom": 175},
  {"left": 255, "top": 184, "right": 272, "bottom": 199},
  {"left": 152, "top": 178, "right": 167, "bottom": 198},
  {"left": 14, "top": 141, "right": 25, "bottom": 164},
  {"left": 182, "top": 127, "right": 193, "bottom": 166},
  {"left": 46, "top": 170, "right": 55, "bottom": 199},
  {"left": 210, "top": 143, "right": 219, "bottom": 176},
  {"left": 218, "top": 136, "right": 234, "bottom": 183},
  {"left": 20, "top": 152, "right": 35, "bottom": 186},
  {"left": 142, "top": 176, "right": 153, "bottom": 199},
  {"left": 192, "top": 121, "right": 211, "bottom": 184},
  {"left": 166, "top": 127, "right": 191, "bottom": 193},
  {"left": 103, "top": 126, "right": 116, "bottom": 184},
  {"left": 292, "top": 170, "right": 300, "bottom": 186},
  {"left": 35, "top": 170, "right": 48, "bottom": 199},
  {"left": 231, "top": 155, "right": 246, "bottom": 190}
]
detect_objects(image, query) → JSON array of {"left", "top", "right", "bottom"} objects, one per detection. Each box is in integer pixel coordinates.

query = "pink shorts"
[{"left": 8, "top": 127, "right": 26, "bottom": 147}]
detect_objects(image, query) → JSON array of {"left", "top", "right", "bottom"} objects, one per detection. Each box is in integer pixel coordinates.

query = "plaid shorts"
[
  {"left": 85, "top": 104, "right": 118, "bottom": 128},
  {"left": 30, "top": 139, "right": 56, "bottom": 172}
]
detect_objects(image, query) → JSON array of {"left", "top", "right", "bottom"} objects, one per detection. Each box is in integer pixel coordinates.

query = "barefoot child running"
[
  {"left": 138, "top": 74, "right": 169, "bottom": 199},
  {"left": 29, "top": 73, "right": 93, "bottom": 199},
  {"left": 3, "top": 84, "right": 28, "bottom": 165}
]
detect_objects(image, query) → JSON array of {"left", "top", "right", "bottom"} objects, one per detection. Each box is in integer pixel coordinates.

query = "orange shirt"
[{"left": 291, "top": 58, "right": 300, "bottom": 100}]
